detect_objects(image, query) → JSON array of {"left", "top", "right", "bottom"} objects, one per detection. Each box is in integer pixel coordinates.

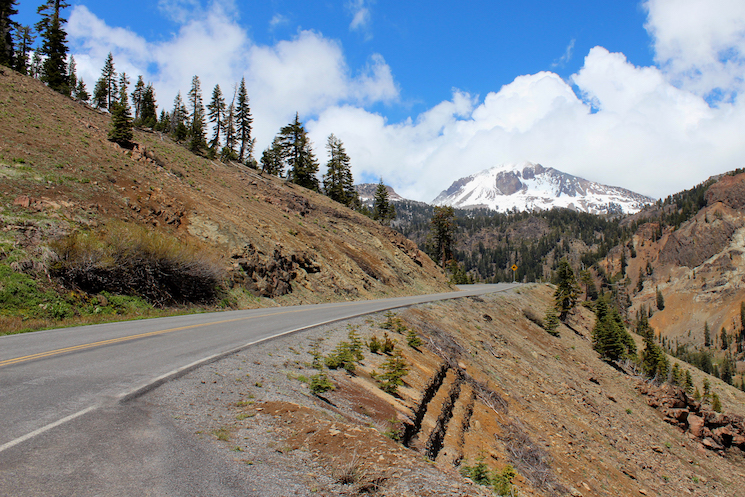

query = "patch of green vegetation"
[
  {"left": 211, "top": 427, "right": 230, "bottom": 441},
  {"left": 460, "top": 459, "right": 518, "bottom": 496}
]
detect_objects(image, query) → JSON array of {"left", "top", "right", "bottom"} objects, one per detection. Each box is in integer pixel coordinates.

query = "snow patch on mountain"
[{"left": 432, "top": 162, "right": 655, "bottom": 214}]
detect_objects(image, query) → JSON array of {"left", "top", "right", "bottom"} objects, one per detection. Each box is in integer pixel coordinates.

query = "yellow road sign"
[{"left": 511, "top": 264, "right": 518, "bottom": 271}]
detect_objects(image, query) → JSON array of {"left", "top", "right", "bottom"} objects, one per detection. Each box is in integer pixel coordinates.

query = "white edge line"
[
  {"left": 0, "top": 405, "right": 99, "bottom": 454},
  {"left": 0, "top": 285, "right": 518, "bottom": 452}
]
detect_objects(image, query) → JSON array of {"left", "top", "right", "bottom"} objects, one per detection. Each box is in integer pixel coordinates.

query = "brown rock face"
[
  {"left": 495, "top": 171, "right": 523, "bottom": 195},
  {"left": 705, "top": 172, "right": 745, "bottom": 210},
  {"left": 658, "top": 213, "right": 741, "bottom": 267}
]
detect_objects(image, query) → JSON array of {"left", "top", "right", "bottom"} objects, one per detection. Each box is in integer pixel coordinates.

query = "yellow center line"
[{"left": 0, "top": 303, "right": 338, "bottom": 368}]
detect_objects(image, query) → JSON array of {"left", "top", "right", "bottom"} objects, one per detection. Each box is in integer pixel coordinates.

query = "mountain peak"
[{"left": 432, "top": 162, "right": 655, "bottom": 215}]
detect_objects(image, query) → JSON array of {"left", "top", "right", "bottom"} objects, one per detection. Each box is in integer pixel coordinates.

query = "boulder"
[{"left": 688, "top": 414, "right": 705, "bottom": 438}]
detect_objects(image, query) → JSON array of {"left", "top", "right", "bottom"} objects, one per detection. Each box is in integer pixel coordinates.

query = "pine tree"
[
  {"left": 279, "top": 113, "right": 319, "bottom": 190},
  {"left": 721, "top": 327, "right": 728, "bottom": 350},
  {"left": 130, "top": 75, "right": 146, "bottom": 123},
  {"left": 236, "top": 77, "right": 254, "bottom": 163},
  {"left": 656, "top": 287, "right": 665, "bottom": 310},
  {"left": 108, "top": 78, "right": 133, "bottom": 147},
  {"left": 73, "top": 78, "right": 89, "bottom": 102},
  {"left": 29, "top": 49, "right": 41, "bottom": 78},
  {"left": 12, "top": 24, "right": 34, "bottom": 74},
  {"left": 704, "top": 322, "right": 711, "bottom": 348},
  {"left": 322, "top": 134, "right": 358, "bottom": 208},
  {"left": 592, "top": 296, "right": 635, "bottom": 362},
  {"left": 429, "top": 206, "right": 455, "bottom": 266},
  {"left": 36, "top": 0, "right": 70, "bottom": 95},
  {"left": 170, "top": 92, "right": 188, "bottom": 142},
  {"left": 140, "top": 83, "right": 157, "bottom": 128},
  {"left": 0, "top": 0, "right": 18, "bottom": 68},
  {"left": 221, "top": 87, "right": 238, "bottom": 162},
  {"left": 642, "top": 329, "right": 669, "bottom": 381},
  {"left": 67, "top": 53, "right": 76, "bottom": 93},
  {"left": 373, "top": 179, "right": 396, "bottom": 225},
  {"left": 94, "top": 52, "right": 117, "bottom": 110},
  {"left": 154, "top": 109, "right": 169, "bottom": 132},
  {"left": 554, "top": 258, "right": 579, "bottom": 321},
  {"left": 684, "top": 370, "right": 694, "bottom": 394},
  {"left": 187, "top": 75, "right": 206, "bottom": 152},
  {"left": 260, "top": 137, "right": 284, "bottom": 176},
  {"left": 207, "top": 84, "right": 226, "bottom": 155}
]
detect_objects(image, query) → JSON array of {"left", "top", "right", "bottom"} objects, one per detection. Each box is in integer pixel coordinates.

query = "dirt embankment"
[
  {"left": 0, "top": 68, "right": 450, "bottom": 311},
  {"left": 147, "top": 284, "right": 745, "bottom": 497}
]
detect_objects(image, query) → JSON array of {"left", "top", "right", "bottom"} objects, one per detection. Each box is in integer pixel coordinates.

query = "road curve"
[{"left": 0, "top": 283, "right": 516, "bottom": 454}]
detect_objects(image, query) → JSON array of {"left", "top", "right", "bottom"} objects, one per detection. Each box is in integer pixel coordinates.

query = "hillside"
[
  {"left": 598, "top": 171, "right": 745, "bottom": 385},
  {"left": 146, "top": 284, "right": 745, "bottom": 496},
  {"left": 0, "top": 68, "right": 450, "bottom": 331}
]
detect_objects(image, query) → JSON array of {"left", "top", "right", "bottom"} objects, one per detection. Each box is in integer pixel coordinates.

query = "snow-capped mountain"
[
  {"left": 355, "top": 183, "right": 405, "bottom": 204},
  {"left": 432, "top": 162, "right": 655, "bottom": 215}
]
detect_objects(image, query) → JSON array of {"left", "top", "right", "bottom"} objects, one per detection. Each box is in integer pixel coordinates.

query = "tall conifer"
[
  {"left": 207, "top": 84, "right": 226, "bottom": 155},
  {"left": 0, "top": 0, "right": 19, "bottom": 68},
  {"left": 12, "top": 24, "right": 34, "bottom": 74},
  {"left": 236, "top": 77, "right": 254, "bottom": 164},
  {"left": 187, "top": 75, "right": 206, "bottom": 152},
  {"left": 280, "top": 113, "right": 319, "bottom": 190},
  {"left": 36, "top": 0, "right": 70, "bottom": 94},
  {"left": 322, "top": 134, "right": 358, "bottom": 208}
]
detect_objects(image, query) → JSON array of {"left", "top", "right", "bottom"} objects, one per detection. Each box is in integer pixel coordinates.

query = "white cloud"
[
  {"left": 552, "top": 39, "right": 575, "bottom": 68},
  {"left": 66, "top": 0, "right": 745, "bottom": 205},
  {"left": 157, "top": 0, "right": 203, "bottom": 24},
  {"left": 644, "top": 0, "right": 745, "bottom": 100},
  {"left": 67, "top": 4, "right": 398, "bottom": 150},
  {"left": 310, "top": 45, "right": 745, "bottom": 202},
  {"left": 347, "top": 0, "right": 373, "bottom": 37},
  {"left": 269, "top": 13, "right": 289, "bottom": 30}
]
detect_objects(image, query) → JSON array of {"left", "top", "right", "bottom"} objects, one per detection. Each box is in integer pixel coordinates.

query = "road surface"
[{"left": 0, "top": 284, "right": 516, "bottom": 495}]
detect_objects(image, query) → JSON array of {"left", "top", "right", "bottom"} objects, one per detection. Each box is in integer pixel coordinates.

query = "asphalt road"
[{"left": 0, "top": 283, "right": 516, "bottom": 495}]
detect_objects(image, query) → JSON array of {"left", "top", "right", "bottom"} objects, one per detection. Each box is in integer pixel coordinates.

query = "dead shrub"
[
  {"left": 48, "top": 222, "right": 224, "bottom": 306},
  {"left": 523, "top": 308, "right": 544, "bottom": 328},
  {"left": 332, "top": 454, "right": 386, "bottom": 494},
  {"left": 499, "top": 421, "right": 566, "bottom": 496}
]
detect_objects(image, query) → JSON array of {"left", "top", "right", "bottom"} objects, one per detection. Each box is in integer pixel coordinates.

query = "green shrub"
[
  {"left": 544, "top": 307, "right": 560, "bottom": 336},
  {"left": 492, "top": 465, "right": 517, "bottom": 496},
  {"left": 325, "top": 341, "right": 357, "bottom": 372},
  {"left": 0, "top": 264, "right": 45, "bottom": 311},
  {"left": 406, "top": 329, "right": 423, "bottom": 348},
  {"left": 377, "top": 351, "right": 409, "bottom": 395},
  {"left": 309, "top": 372, "right": 335, "bottom": 394},
  {"left": 347, "top": 325, "right": 364, "bottom": 361},
  {"left": 382, "top": 332, "right": 396, "bottom": 354},
  {"left": 368, "top": 335, "right": 382, "bottom": 354},
  {"left": 460, "top": 459, "right": 518, "bottom": 496},
  {"left": 460, "top": 459, "right": 491, "bottom": 485}
]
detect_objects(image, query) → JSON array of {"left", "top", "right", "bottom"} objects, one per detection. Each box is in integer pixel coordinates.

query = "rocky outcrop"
[
  {"left": 704, "top": 172, "right": 745, "bottom": 210},
  {"left": 230, "top": 244, "right": 321, "bottom": 298},
  {"left": 658, "top": 212, "right": 742, "bottom": 267},
  {"left": 638, "top": 382, "right": 745, "bottom": 453},
  {"left": 494, "top": 171, "right": 523, "bottom": 195}
]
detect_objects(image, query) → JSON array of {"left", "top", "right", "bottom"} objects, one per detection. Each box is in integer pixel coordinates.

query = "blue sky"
[{"left": 14, "top": 1, "right": 745, "bottom": 202}]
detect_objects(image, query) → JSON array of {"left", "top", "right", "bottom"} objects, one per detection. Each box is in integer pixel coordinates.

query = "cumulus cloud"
[
  {"left": 67, "top": 3, "right": 398, "bottom": 149},
  {"left": 310, "top": 44, "right": 745, "bottom": 202},
  {"left": 66, "top": 0, "right": 745, "bottom": 204},
  {"left": 644, "top": 0, "right": 745, "bottom": 100}
]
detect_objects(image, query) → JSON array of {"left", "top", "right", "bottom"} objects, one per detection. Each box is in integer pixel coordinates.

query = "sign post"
[{"left": 511, "top": 264, "right": 518, "bottom": 283}]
